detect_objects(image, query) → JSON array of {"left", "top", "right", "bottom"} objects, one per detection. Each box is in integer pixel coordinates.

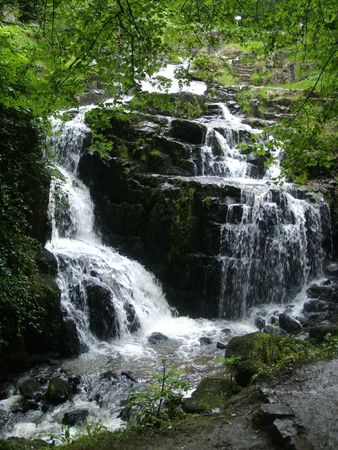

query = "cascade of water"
[
  {"left": 47, "top": 108, "right": 172, "bottom": 351},
  {"left": 218, "top": 187, "right": 330, "bottom": 318},
  {"left": 199, "top": 103, "right": 281, "bottom": 180}
]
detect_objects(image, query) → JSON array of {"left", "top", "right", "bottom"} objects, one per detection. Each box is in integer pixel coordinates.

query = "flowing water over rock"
[{"left": 0, "top": 72, "right": 332, "bottom": 442}]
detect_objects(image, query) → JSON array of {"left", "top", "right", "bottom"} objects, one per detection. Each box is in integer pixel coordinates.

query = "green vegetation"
[
  {"left": 128, "top": 360, "right": 189, "bottom": 429},
  {"left": 130, "top": 92, "right": 203, "bottom": 119},
  {"left": 225, "top": 332, "right": 338, "bottom": 385},
  {"left": 0, "top": 106, "right": 49, "bottom": 354}
]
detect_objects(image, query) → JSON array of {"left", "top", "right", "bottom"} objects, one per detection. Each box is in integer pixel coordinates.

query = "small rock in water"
[
  {"left": 121, "top": 372, "right": 137, "bottom": 383},
  {"left": 279, "top": 313, "right": 302, "bottom": 334},
  {"left": 325, "top": 262, "right": 338, "bottom": 278},
  {"left": 255, "top": 317, "right": 266, "bottom": 331},
  {"left": 216, "top": 342, "right": 226, "bottom": 349},
  {"left": 100, "top": 370, "right": 119, "bottom": 380},
  {"left": 62, "top": 409, "right": 88, "bottom": 426},
  {"left": 46, "top": 376, "right": 73, "bottom": 405},
  {"left": 221, "top": 328, "right": 231, "bottom": 336},
  {"left": 18, "top": 379, "right": 42, "bottom": 400},
  {"left": 147, "top": 332, "right": 169, "bottom": 345},
  {"left": 199, "top": 337, "right": 212, "bottom": 345}
]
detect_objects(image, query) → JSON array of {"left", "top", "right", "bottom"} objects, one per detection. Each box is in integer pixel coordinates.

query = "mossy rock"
[
  {"left": 183, "top": 377, "right": 231, "bottom": 413},
  {"left": 0, "top": 438, "right": 49, "bottom": 449},
  {"left": 226, "top": 332, "right": 280, "bottom": 386}
]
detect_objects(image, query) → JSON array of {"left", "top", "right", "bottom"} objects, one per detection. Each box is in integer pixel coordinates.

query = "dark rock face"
[
  {"left": 85, "top": 282, "right": 119, "bottom": 340},
  {"left": 326, "top": 263, "right": 338, "bottom": 277},
  {"left": 278, "top": 313, "right": 302, "bottom": 334},
  {"left": 62, "top": 409, "right": 88, "bottom": 426},
  {"left": 60, "top": 317, "right": 84, "bottom": 356},
  {"left": 169, "top": 119, "right": 207, "bottom": 145}
]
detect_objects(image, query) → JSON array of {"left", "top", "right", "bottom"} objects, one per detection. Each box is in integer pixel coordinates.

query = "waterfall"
[
  {"left": 218, "top": 188, "right": 330, "bottom": 318},
  {"left": 46, "top": 108, "right": 172, "bottom": 352},
  {"left": 193, "top": 101, "right": 330, "bottom": 318}
]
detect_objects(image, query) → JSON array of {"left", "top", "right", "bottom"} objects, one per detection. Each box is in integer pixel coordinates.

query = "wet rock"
[
  {"left": 62, "top": 409, "right": 88, "bottom": 427},
  {"left": 121, "top": 372, "right": 137, "bottom": 383},
  {"left": 255, "top": 317, "right": 266, "bottom": 331},
  {"left": 325, "top": 263, "right": 338, "bottom": 278},
  {"left": 199, "top": 337, "right": 212, "bottom": 345},
  {"left": 216, "top": 342, "right": 226, "bottom": 349},
  {"left": 309, "top": 325, "right": 338, "bottom": 342},
  {"left": 306, "top": 284, "right": 337, "bottom": 302},
  {"left": 118, "top": 405, "right": 132, "bottom": 421},
  {"left": 100, "top": 370, "right": 119, "bottom": 380},
  {"left": 22, "top": 399, "right": 40, "bottom": 413},
  {"left": 60, "top": 317, "right": 84, "bottom": 356},
  {"left": 263, "top": 325, "right": 287, "bottom": 336},
  {"left": 124, "top": 303, "right": 140, "bottom": 333},
  {"left": 303, "top": 299, "right": 329, "bottom": 313},
  {"left": 183, "top": 377, "right": 231, "bottom": 413},
  {"left": 221, "top": 328, "right": 232, "bottom": 336},
  {"left": 147, "top": 332, "right": 169, "bottom": 345},
  {"left": 169, "top": 119, "right": 207, "bottom": 145},
  {"left": 0, "top": 409, "right": 9, "bottom": 427},
  {"left": 46, "top": 376, "right": 73, "bottom": 405},
  {"left": 18, "top": 379, "right": 42, "bottom": 399},
  {"left": 85, "top": 282, "right": 120, "bottom": 340},
  {"left": 272, "top": 418, "right": 298, "bottom": 445},
  {"left": 279, "top": 313, "right": 302, "bottom": 334},
  {"left": 260, "top": 403, "right": 294, "bottom": 424}
]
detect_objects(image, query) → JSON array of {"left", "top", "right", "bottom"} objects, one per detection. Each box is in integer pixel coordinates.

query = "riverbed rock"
[
  {"left": 62, "top": 409, "right": 88, "bottom": 427},
  {"left": 199, "top": 337, "right": 212, "bottom": 345},
  {"left": 325, "top": 263, "right": 338, "bottom": 278},
  {"left": 18, "top": 379, "right": 42, "bottom": 399},
  {"left": 46, "top": 376, "right": 73, "bottom": 405},
  {"left": 183, "top": 377, "right": 231, "bottom": 413},
  {"left": 278, "top": 313, "right": 302, "bottom": 334},
  {"left": 216, "top": 342, "right": 226, "bottom": 349},
  {"left": 303, "top": 299, "right": 329, "bottom": 313},
  {"left": 147, "top": 332, "right": 169, "bottom": 345},
  {"left": 260, "top": 403, "right": 294, "bottom": 424},
  {"left": 308, "top": 325, "right": 338, "bottom": 342},
  {"left": 255, "top": 317, "right": 266, "bottom": 331}
]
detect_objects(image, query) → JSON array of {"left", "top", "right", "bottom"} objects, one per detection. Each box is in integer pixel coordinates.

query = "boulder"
[
  {"left": 303, "top": 299, "right": 329, "bottom": 313},
  {"left": 308, "top": 325, "right": 338, "bottom": 342},
  {"left": 60, "top": 317, "right": 84, "bottom": 356},
  {"left": 46, "top": 376, "right": 72, "bottom": 405},
  {"left": 85, "top": 282, "right": 119, "bottom": 340},
  {"left": 62, "top": 409, "right": 88, "bottom": 427},
  {"left": 255, "top": 317, "right": 266, "bottom": 331},
  {"left": 18, "top": 379, "right": 42, "bottom": 399},
  {"left": 306, "top": 284, "right": 337, "bottom": 302},
  {"left": 183, "top": 377, "right": 231, "bottom": 413},
  {"left": 263, "top": 325, "right": 287, "bottom": 336},
  {"left": 124, "top": 303, "right": 140, "bottom": 333},
  {"left": 278, "top": 313, "right": 302, "bottom": 334},
  {"left": 169, "top": 119, "right": 207, "bottom": 145},
  {"left": 216, "top": 342, "right": 226, "bottom": 349},
  {"left": 147, "top": 332, "right": 169, "bottom": 345},
  {"left": 260, "top": 403, "right": 294, "bottom": 424},
  {"left": 199, "top": 337, "right": 212, "bottom": 345}
]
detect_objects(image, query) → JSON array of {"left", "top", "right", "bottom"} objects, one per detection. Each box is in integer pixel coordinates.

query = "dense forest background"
[{"left": 0, "top": 0, "right": 337, "bottom": 369}]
